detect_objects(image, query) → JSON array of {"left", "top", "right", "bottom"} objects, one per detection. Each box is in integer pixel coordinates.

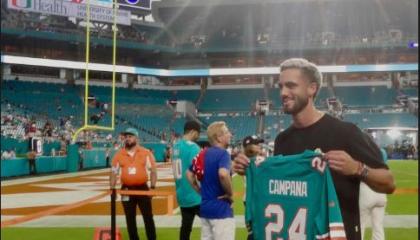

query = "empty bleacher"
[
  {"left": 199, "top": 89, "right": 265, "bottom": 112},
  {"left": 334, "top": 86, "right": 398, "bottom": 107},
  {"left": 1, "top": 80, "right": 417, "bottom": 147},
  {"left": 343, "top": 112, "right": 418, "bottom": 129}
]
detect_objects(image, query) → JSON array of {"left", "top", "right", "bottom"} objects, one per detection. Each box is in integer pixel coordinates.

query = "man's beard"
[
  {"left": 283, "top": 95, "right": 309, "bottom": 114},
  {"left": 125, "top": 141, "right": 136, "bottom": 149}
]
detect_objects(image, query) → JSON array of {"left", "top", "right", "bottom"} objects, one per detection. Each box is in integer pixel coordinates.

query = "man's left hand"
[{"left": 324, "top": 150, "right": 359, "bottom": 176}]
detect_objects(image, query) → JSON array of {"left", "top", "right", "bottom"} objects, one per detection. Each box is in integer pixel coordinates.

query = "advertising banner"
[{"left": 8, "top": 0, "right": 131, "bottom": 25}]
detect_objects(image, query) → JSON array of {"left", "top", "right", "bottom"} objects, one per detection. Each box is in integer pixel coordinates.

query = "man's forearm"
[
  {"left": 190, "top": 180, "right": 200, "bottom": 193},
  {"left": 110, "top": 173, "right": 117, "bottom": 189},
  {"left": 186, "top": 170, "right": 200, "bottom": 193},
  {"left": 363, "top": 167, "right": 395, "bottom": 194},
  {"left": 150, "top": 170, "right": 157, "bottom": 188}
]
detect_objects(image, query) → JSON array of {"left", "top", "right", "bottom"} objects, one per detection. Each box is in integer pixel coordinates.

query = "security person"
[{"left": 110, "top": 128, "right": 157, "bottom": 240}]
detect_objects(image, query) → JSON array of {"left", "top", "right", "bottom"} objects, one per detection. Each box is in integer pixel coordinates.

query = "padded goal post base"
[{"left": 93, "top": 227, "right": 122, "bottom": 240}]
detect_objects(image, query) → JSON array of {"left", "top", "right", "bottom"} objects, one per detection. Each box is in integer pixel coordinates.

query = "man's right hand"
[{"left": 232, "top": 153, "right": 250, "bottom": 175}]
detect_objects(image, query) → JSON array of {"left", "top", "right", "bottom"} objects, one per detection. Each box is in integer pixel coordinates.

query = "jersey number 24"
[{"left": 265, "top": 204, "right": 307, "bottom": 240}]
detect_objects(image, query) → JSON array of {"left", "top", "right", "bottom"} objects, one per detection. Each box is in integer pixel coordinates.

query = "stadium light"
[{"left": 386, "top": 129, "right": 401, "bottom": 139}]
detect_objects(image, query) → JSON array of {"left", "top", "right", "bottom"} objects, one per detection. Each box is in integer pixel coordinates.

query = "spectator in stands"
[
  {"left": 90, "top": 114, "right": 101, "bottom": 124},
  {"left": 85, "top": 141, "right": 93, "bottom": 150},
  {"left": 2, "top": 150, "right": 13, "bottom": 160},
  {"left": 43, "top": 121, "right": 53, "bottom": 137},
  {"left": 59, "top": 138, "right": 67, "bottom": 156},
  {"left": 51, "top": 148, "right": 56, "bottom": 157},
  {"left": 165, "top": 146, "right": 171, "bottom": 162},
  {"left": 233, "top": 58, "right": 395, "bottom": 240},
  {"left": 408, "top": 144, "right": 417, "bottom": 159},
  {"left": 172, "top": 121, "right": 201, "bottom": 240},
  {"left": 110, "top": 128, "right": 157, "bottom": 240},
  {"left": 9, "top": 149, "right": 16, "bottom": 159},
  {"left": 78, "top": 148, "right": 84, "bottom": 170},
  {"left": 187, "top": 121, "right": 235, "bottom": 240},
  {"left": 106, "top": 133, "right": 113, "bottom": 141},
  {"left": 113, "top": 141, "right": 120, "bottom": 150},
  {"left": 6, "top": 102, "right": 11, "bottom": 112},
  {"left": 105, "top": 148, "right": 111, "bottom": 167},
  {"left": 27, "top": 121, "right": 37, "bottom": 138},
  {"left": 118, "top": 133, "right": 126, "bottom": 149},
  {"left": 60, "top": 117, "right": 65, "bottom": 127}
]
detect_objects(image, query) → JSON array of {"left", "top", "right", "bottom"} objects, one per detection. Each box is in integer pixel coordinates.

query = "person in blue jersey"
[
  {"left": 186, "top": 121, "right": 235, "bottom": 240},
  {"left": 233, "top": 58, "right": 395, "bottom": 240},
  {"left": 172, "top": 121, "right": 202, "bottom": 240}
]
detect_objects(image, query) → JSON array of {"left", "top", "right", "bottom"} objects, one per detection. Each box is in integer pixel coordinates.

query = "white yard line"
[{"left": 1, "top": 215, "right": 417, "bottom": 228}]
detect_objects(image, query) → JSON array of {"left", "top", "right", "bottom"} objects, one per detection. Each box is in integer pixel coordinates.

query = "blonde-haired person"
[{"left": 187, "top": 121, "right": 235, "bottom": 240}]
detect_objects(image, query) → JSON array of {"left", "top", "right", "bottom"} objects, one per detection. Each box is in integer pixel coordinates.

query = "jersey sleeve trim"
[{"left": 316, "top": 223, "right": 346, "bottom": 240}]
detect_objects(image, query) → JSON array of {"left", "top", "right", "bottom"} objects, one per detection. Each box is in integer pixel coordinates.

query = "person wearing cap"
[
  {"left": 242, "top": 135, "right": 264, "bottom": 159},
  {"left": 110, "top": 128, "right": 157, "bottom": 240},
  {"left": 242, "top": 135, "right": 265, "bottom": 240},
  {"left": 172, "top": 121, "right": 202, "bottom": 240}
]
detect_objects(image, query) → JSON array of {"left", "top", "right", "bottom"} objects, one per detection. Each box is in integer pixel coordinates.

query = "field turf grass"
[
  {"left": 1, "top": 227, "right": 418, "bottom": 240},
  {"left": 1, "top": 160, "right": 417, "bottom": 239}
]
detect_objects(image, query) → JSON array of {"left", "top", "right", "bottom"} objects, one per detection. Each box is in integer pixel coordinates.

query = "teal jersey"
[
  {"left": 380, "top": 148, "right": 388, "bottom": 164},
  {"left": 245, "top": 150, "right": 346, "bottom": 240},
  {"left": 172, "top": 139, "right": 201, "bottom": 207}
]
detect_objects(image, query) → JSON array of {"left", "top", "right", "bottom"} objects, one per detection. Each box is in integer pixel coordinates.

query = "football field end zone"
[
  {"left": 1, "top": 163, "right": 177, "bottom": 228},
  {"left": 1, "top": 161, "right": 174, "bottom": 187},
  {"left": 1, "top": 189, "right": 176, "bottom": 228},
  {"left": 0, "top": 215, "right": 417, "bottom": 228},
  {"left": 1, "top": 162, "right": 174, "bottom": 187},
  {"left": 1, "top": 168, "right": 111, "bottom": 187}
]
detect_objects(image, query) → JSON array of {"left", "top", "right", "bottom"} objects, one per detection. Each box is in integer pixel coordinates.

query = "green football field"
[
  {"left": 1, "top": 160, "right": 418, "bottom": 240},
  {"left": 1, "top": 227, "right": 418, "bottom": 240}
]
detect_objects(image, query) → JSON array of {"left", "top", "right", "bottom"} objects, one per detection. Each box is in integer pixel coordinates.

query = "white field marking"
[{"left": 0, "top": 215, "right": 417, "bottom": 228}]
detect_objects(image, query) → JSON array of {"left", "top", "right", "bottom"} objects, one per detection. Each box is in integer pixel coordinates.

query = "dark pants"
[
  {"left": 121, "top": 184, "right": 156, "bottom": 240},
  {"left": 180, "top": 205, "right": 200, "bottom": 240},
  {"left": 29, "top": 159, "right": 37, "bottom": 175},
  {"left": 79, "top": 157, "right": 83, "bottom": 170}
]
